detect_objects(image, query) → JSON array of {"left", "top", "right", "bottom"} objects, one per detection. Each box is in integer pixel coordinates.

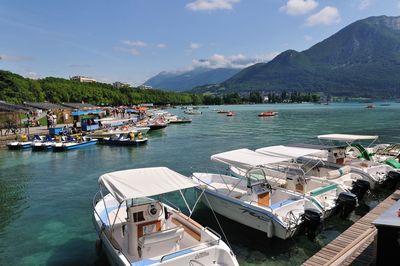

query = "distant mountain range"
[
  {"left": 143, "top": 67, "right": 241, "bottom": 92},
  {"left": 193, "top": 16, "right": 400, "bottom": 97}
]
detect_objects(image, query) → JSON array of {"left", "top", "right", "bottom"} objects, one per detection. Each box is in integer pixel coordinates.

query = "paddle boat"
[
  {"left": 7, "top": 134, "right": 32, "bottom": 150},
  {"left": 93, "top": 167, "right": 239, "bottom": 266},
  {"left": 101, "top": 132, "right": 148, "bottom": 146},
  {"left": 52, "top": 135, "right": 97, "bottom": 152},
  {"left": 31, "top": 135, "right": 54, "bottom": 151},
  {"left": 191, "top": 149, "right": 325, "bottom": 240},
  {"left": 317, "top": 134, "right": 400, "bottom": 189},
  {"left": 258, "top": 111, "right": 278, "bottom": 117}
]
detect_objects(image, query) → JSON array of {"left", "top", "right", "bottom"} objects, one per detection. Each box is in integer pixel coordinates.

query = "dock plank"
[{"left": 302, "top": 189, "right": 399, "bottom": 266}]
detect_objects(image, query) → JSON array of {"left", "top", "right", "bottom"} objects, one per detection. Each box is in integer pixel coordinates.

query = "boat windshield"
[{"left": 246, "top": 168, "right": 267, "bottom": 187}]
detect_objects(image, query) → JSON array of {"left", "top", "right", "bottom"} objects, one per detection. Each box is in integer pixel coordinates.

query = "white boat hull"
[{"left": 197, "top": 188, "right": 298, "bottom": 240}]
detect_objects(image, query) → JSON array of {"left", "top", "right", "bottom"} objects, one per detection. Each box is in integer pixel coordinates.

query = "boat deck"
[{"left": 302, "top": 189, "right": 400, "bottom": 266}]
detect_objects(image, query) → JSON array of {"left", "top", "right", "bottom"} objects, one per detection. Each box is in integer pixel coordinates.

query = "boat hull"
[
  {"left": 52, "top": 140, "right": 97, "bottom": 151},
  {"left": 7, "top": 142, "right": 32, "bottom": 150},
  {"left": 196, "top": 188, "right": 297, "bottom": 240},
  {"left": 100, "top": 138, "right": 148, "bottom": 146}
]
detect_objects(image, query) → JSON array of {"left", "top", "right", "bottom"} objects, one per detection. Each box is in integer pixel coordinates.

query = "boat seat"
[{"left": 138, "top": 226, "right": 184, "bottom": 259}]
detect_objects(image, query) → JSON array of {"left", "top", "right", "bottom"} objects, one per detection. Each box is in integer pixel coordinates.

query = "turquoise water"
[{"left": 1, "top": 103, "right": 399, "bottom": 266}]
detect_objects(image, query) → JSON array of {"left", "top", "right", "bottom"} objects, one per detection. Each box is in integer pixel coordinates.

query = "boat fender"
[
  {"left": 266, "top": 220, "right": 274, "bottom": 238},
  {"left": 95, "top": 239, "right": 102, "bottom": 256},
  {"left": 302, "top": 208, "right": 322, "bottom": 241},
  {"left": 336, "top": 192, "right": 357, "bottom": 219},
  {"left": 350, "top": 179, "right": 370, "bottom": 201},
  {"left": 138, "top": 132, "right": 143, "bottom": 139}
]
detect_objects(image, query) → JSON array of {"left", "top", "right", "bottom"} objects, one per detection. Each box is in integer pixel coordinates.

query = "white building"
[
  {"left": 138, "top": 85, "right": 152, "bottom": 90},
  {"left": 113, "top": 81, "right": 131, "bottom": 88},
  {"left": 70, "top": 76, "right": 97, "bottom": 83}
]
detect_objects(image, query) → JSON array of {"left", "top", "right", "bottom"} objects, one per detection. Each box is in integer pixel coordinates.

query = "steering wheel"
[{"left": 148, "top": 201, "right": 163, "bottom": 218}]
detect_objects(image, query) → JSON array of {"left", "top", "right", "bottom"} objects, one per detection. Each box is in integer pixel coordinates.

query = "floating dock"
[{"left": 303, "top": 189, "right": 400, "bottom": 266}]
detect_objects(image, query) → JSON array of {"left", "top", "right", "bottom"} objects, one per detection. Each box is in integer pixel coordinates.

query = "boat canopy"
[
  {"left": 256, "top": 145, "right": 324, "bottom": 159},
  {"left": 317, "top": 134, "right": 378, "bottom": 142},
  {"left": 99, "top": 167, "right": 198, "bottom": 203},
  {"left": 211, "top": 148, "right": 290, "bottom": 170}
]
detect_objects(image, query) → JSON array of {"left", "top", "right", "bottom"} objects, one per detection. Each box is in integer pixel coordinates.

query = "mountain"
[
  {"left": 144, "top": 67, "right": 241, "bottom": 92},
  {"left": 194, "top": 16, "right": 400, "bottom": 97}
]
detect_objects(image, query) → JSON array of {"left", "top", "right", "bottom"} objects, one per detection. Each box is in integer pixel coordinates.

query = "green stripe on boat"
[{"left": 310, "top": 183, "right": 337, "bottom": 196}]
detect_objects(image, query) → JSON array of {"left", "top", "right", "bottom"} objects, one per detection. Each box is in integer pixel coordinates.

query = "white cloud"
[
  {"left": 122, "top": 40, "right": 147, "bottom": 47},
  {"left": 356, "top": 0, "right": 372, "bottom": 10},
  {"left": 116, "top": 40, "right": 148, "bottom": 56},
  {"left": 304, "top": 35, "right": 313, "bottom": 42},
  {"left": 280, "top": 0, "right": 318, "bottom": 15},
  {"left": 305, "top": 6, "right": 341, "bottom": 26},
  {"left": 190, "top": 42, "right": 201, "bottom": 49},
  {"left": 191, "top": 52, "right": 278, "bottom": 69},
  {"left": 397, "top": 1, "right": 400, "bottom": 9},
  {"left": 186, "top": 0, "right": 240, "bottom": 11},
  {"left": 0, "top": 54, "right": 32, "bottom": 62},
  {"left": 156, "top": 43, "right": 166, "bottom": 48}
]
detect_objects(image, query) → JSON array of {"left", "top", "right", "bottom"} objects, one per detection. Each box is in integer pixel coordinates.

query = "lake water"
[{"left": 1, "top": 102, "right": 399, "bottom": 266}]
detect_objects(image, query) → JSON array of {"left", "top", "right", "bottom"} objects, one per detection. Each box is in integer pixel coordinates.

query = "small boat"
[
  {"left": 217, "top": 110, "right": 229, "bottom": 114},
  {"left": 52, "top": 136, "right": 97, "bottom": 151},
  {"left": 148, "top": 122, "right": 167, "bottom": 130},
  {"left": 184, "top": 109, "right": 202, "bottom": 115},
  {"left": 366, "top": 104, "right": 375, "bottom": 109},
  {"left": 101, "top": 132, "right": 148, "bottom": 146},
  {"left": 89, "top": 126, "right": 150, "bottom": 139},
  {"left": 226, "top": 111, "right": 235, "bottom": 116},
  {"left": 258, "top": 111, "right": 278, "bottom": 117},
  {"left": 192, "top": 149, "right": 325, "bottom": 240},
  {"left": 7, "top": 141, "right": 32, "bottom": 150},
  {"left": 168, "top": 117, "right": 192, "bottom": 124},
  {"left": 31, "top": 135, "right": 54, "bottom": 151},
  {"left": 93, "top": 167, "right": 239, "bottom": 266},
  {"left": 7, "top": 134, "right": 32, "bottom": 150}
]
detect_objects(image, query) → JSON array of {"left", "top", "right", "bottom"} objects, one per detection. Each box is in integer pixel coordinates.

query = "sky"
[{"left": 0, "top": 0, "right": 399, "bottom": 85}]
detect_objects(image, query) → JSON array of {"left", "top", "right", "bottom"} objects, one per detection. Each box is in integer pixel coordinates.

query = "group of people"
[
  {"left": 46, "top": 111, "right": 57, "bottom": 129},
  {"left": 26, "top": 110, "right": 40, "bottom": 127}
]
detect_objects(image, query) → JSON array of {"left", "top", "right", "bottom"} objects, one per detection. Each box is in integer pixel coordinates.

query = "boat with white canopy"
[
  {"left": 317, "top": 134, "right": 400, "bottom": 188},
  {"left": 191, "top": 149, "right": 324, "bottom": 240},
  {"left": 93, "top": 167, "right": 239, "bottom": 266},
  {"left": 255, "top": 145, "right": 370, "bottom": 201}
]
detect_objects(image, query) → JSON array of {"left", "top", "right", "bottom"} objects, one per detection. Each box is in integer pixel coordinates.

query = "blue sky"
[{"left": 0, "top": 0, "right": 398, "bottom": 85}]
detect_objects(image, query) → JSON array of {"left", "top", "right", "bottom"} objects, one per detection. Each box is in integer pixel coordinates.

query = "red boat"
[
  {"left": 226, "top": 111, "right": 235, "bottom": 116},
  {"left": 258, "top": 111, "right": 278, "bottom": 117}
]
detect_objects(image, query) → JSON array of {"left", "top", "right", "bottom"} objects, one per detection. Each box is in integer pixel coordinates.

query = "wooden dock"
[{"left": 303, "top": 189, "right": 400, "bottom": 266}]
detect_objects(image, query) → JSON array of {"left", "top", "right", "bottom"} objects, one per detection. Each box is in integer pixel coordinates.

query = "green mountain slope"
[
  {"left": 0, "top": 70, "right": 200, "bottom": 105},
  {"left": 197, "top": 16, "right": 400, "bottom": 97}
]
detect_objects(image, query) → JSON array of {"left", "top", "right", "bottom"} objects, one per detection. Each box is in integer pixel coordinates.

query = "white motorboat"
[
  {"left": 191, "top": 149, "right": 324, "bottom": 240},
  {"left": 93, "top": 167, "right": 239, "bottom": 266},
  {"left": 317, "top": 134, "right": 399, "bottom": 188},
  {"left": 90, "top": 126, "right": 150, "bottom": 139},
  {"left": 255, "top": 145, "right": 371, "bottom": 201}
]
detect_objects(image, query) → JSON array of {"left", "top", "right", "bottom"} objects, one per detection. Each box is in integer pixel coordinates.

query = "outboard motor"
[
  {"left": 350, "top": 179, "right": 370, "bottom": 201},
  {"left": 336, "top": 192, "right": 357, "bottom": 219},
  {"left": 302, "top": 208, "right": 322, "bottom": 240},
  {"left": 386, "top": 171, "right": 400, "bottom": 189}
]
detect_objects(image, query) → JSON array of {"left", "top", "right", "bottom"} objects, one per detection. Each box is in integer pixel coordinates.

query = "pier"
[{"left": 303, "top": 189, "right": 400, "bottom": 266}]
